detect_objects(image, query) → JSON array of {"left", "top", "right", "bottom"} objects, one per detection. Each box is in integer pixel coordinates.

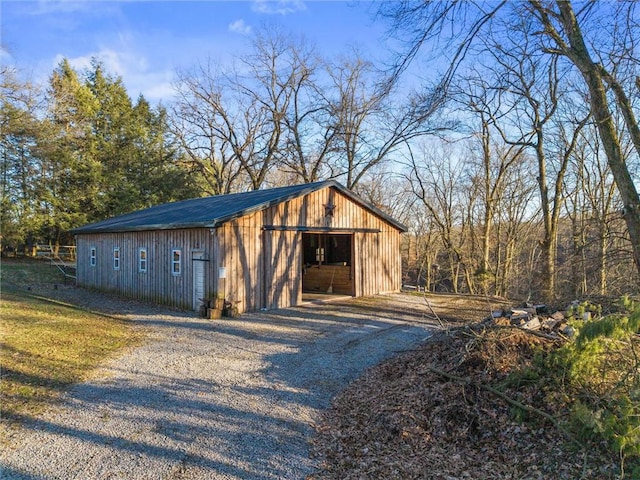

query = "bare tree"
[
  {"left": 172, "top": 28, "right": 310, "bottom": 193},
  {"left": 492, "top": 21, "right": 593, "bottom": 300},
  {"left": 326, "top": 50, "right": 445, "bottom": 189},
  {"left": 277, "top": 41, "right": 336, "bottom": 184},
  {"left": 171, "top": 61, "right": 248, "bottom": 195},
  {"left": 526, "top": 0, "right": 640, "bottom": 277},
  {"left": 493, "top": 154, "right": 539, "bottom": 298},
  {"left": 378, "top": 0, "right": 640, "bottom": 283},
  {"left": 563, "top": 119, "right": 630, "bottom": 297},
  {"left": 407, "top": 144, "right": 473, "bottom": 293},
  {"left": 402, "top": 201, "right": 441, "bottom": 291},
  {"left": 453, "top": 72, "right": 530, "bottom": 293},
  {"left": 236, "top": 28, "right": 303, "bottom": 189}
]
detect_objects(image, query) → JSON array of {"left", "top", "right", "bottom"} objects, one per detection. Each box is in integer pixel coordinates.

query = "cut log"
[{"left": 522, "top": 317, "right": 541, "bottom": 330}]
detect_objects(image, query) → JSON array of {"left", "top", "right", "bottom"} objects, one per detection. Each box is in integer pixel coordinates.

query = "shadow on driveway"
[{"left": 1, "top": 294, "right": 437, "bottom": 480}]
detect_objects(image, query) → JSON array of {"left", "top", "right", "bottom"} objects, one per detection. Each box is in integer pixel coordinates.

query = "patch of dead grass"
[{"left": 0, "top": 290, "right": 141, "bottom": 438}]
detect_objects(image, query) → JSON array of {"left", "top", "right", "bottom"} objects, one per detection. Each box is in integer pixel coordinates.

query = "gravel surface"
[{"left": 1, "top": 293, "right": 438, "bottom": 480}]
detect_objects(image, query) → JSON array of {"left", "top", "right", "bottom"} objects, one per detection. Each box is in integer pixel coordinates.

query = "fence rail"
[
  {"left": 34, "top": 244, "right": 77, "bottom": 261},
  {"left": 32, "top": 245, "right": 77, "bottom": 284}
]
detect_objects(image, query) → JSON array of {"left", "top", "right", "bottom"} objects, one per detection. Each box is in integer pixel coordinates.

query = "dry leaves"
[{"left": 310, "top": 323, "right": 620, "bottom": 479}]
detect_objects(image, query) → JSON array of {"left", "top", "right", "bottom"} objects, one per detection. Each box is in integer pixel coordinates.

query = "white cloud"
[
  {"left": 229, "top": 19, "right": 252, "bottom": 35},
  {"left": 54, "top": 48, "right": 123, "bottom": 76},
  {"left": 142, "top": 81, "right": 176, "bottom": 103},
  {"left": 251, "top": 0, "right": 306, "bottom": 15},
  {"left": 54, "top": 52, "right": 93, "bottom": 72},
  {"left": 1, "top": 46, "right": 13, "bottom": 63},
  {"left": 25, "top": 0, "right": 95, "bottom": 16},
  {"left": 53, "top": 48, "right": 176, "bottom": 103}
]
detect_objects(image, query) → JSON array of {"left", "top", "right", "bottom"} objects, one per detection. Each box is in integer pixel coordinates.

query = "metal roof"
[{"left": 71, "top": 180, "right": 407, "bottom": 234}]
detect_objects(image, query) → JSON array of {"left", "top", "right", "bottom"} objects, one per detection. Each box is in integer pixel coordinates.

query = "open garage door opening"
[{"left": 302, "top": 233, "right": 354, "bottom": 297}]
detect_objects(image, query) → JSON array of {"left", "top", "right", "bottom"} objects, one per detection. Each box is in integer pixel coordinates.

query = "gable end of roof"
[{"left": 70, "top": 180, "right": 407, "bottom": 234}]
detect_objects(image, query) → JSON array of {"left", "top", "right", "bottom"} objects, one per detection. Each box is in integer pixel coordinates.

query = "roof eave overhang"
[{"left": 71, "top": 221, "right": 219, "bottom": 235}]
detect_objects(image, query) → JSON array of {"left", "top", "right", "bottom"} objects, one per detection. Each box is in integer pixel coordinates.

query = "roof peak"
[{"left": 71, "top": 180, "right": 406, "bottom": 234}]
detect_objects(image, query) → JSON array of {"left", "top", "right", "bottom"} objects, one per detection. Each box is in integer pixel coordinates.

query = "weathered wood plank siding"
[
  {"left": 76, "top": 229, "right": 212, "bottom": 310},
  {"left": 256, "top": 186, "right": 402, "bottom": 309},
  {"left": 76, "top": 185, "right": 402, "bottom": 313},
  {"left": 304, "top": 188, "right": 401, "bottom": 297},
  {"left": 213, "top": 212, "right": 264, "bottom": 314}
]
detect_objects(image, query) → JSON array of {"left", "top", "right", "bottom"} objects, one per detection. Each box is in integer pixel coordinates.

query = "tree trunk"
[
  {"left": 534, "top": 133, "right": 557, "bottom": 301},
  {"left": 494, "top": 219, "right": 503, "bottom": 297},
  {"left": 599, "top": 225, "right": 608, "bottom": 296},
  {"left": 555, "top": 1, "right": 640, "bottom": 279},
  {"left": 580, "top": 69, "right": 640, "bottom": 275}
]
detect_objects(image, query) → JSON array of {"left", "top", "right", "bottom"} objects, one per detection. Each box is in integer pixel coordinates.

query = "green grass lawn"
[
  {"left": 2, "top": 256, "right": 67, "bottom": 289},
  {"left": 1, "top": 258, "right": 141, "bottom": 431}
]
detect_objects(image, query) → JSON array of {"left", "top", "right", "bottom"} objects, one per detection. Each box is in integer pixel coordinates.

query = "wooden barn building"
[{"left": 72, "top": 181, "right": 406, "bottom": 314}]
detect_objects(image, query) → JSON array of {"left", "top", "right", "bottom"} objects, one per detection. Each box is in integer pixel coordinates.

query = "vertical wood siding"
[
  {"left": 76, "top": 229, "right": 212, "bottom": 310},
  {"left": 76, "top": 185, "right": 402, "bottom": 313},
  {"left": 214, "top": 213, "right": 264, "bottom": 314}
]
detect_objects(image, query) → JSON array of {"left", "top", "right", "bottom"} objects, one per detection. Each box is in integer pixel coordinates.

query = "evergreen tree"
[
  {"left": 36, "top": 59, "right": 100, "bottom": 244},
  {"left": 130, "top": 96, "right": 198, "bottom": 208},
  {"left": 1, "top": 58, "right": 197, "bottom": 249},
  {"left": 0, "top": 66, "right": 42, "bottom": 251},
  {"left": 31, "top": 60, "right": 195, "bottom": 243}
]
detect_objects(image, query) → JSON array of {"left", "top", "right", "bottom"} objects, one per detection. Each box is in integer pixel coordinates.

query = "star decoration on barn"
[{"left": 324, "top": 202, "right": 336, "bottom": 217}]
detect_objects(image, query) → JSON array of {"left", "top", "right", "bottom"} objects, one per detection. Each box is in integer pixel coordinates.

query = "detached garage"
[{"left": 71, "top": 180, "right": 406, "bottom": 314}]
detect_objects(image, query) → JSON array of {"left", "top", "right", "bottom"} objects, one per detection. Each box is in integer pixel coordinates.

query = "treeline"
[
  {"left": 1, "top": 60, "right": 199, "bottom": 247},
  {"left": 2, "top": 30, "right": 437, "bottom": 247},
  {"left": 2, "top": 2, "right": 639, "bottom": 303},
  {"left": 388, "top": 0, "right": 640, "bottom": 302}
]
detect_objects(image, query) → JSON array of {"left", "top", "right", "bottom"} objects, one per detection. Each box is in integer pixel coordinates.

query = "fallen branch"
[
  {"left": 511, "top": 325, "right": 567, "bottom": 342},
  {"left": 422, "top": 291, "right": 446, "bottom": 329},
  {"left": 425, "top": 365, "right": 584, "bottom": 451}
]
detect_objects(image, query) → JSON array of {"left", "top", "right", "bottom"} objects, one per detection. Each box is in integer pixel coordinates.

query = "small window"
[
  {"left": 139, "top": 248, "right": 147, "bottom": 273},
  {"left": 113, "top": 247, "right": 120, "bottom": 270},
  {"left": 171, "top": 249, "right": 181, "bottom": 275},
  {"left": 90, "top": 247, "right": 96, "bottom": 267}
]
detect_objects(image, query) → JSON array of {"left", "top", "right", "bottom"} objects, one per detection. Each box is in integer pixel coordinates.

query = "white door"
[{"left": 193, "top": 252, "right": 205, "bottom": 311}]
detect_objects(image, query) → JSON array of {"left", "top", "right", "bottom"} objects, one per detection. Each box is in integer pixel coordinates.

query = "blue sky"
[{"left": 2, "top": 1, "right": 394, "bottom": 103}]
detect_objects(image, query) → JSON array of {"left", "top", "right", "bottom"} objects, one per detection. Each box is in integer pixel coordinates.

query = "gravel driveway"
[{"left": 1, "top": 293, "right": 437, "bottom": 480}]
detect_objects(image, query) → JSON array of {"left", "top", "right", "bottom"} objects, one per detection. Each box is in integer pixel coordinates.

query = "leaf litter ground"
[{"left": 309, "top": 293, "right": 621, "bottom": 480}]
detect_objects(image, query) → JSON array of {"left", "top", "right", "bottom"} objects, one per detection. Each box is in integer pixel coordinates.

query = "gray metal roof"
[{"left": 71, "top": 180, "right": 407, "bottom": 234}]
